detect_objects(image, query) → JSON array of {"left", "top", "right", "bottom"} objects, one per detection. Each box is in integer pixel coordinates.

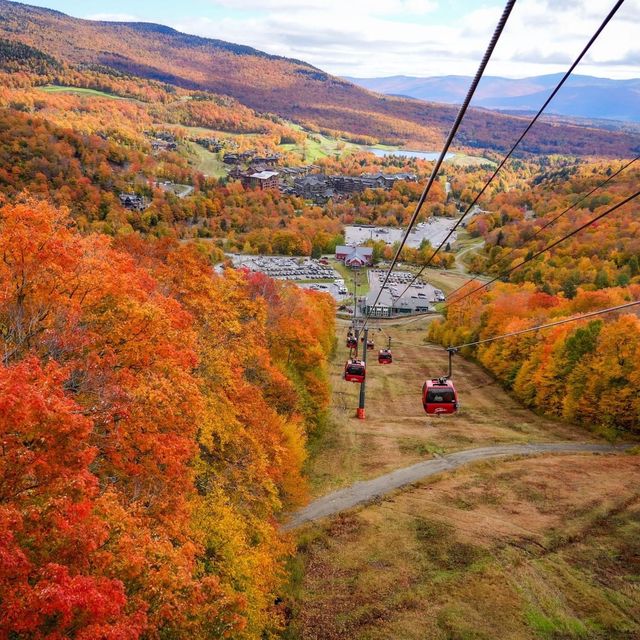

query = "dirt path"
[
  {"left": 285, "top": 442, "right": 630, "bottom": 529},
  {"left": 453, "top": 238, "right": 487, "bottom": 276}
]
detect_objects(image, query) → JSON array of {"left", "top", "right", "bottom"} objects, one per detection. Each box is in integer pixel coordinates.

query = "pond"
[{"left": 365, "top": 148, "right": 455, "bottom": 161}]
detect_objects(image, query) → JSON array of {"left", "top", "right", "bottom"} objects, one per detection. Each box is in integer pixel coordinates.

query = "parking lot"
[
  {"left": 297, "top": 282, "right": 352, "bottom": 303},
  {"left": 364, "top": 269, "right": 445, "bottom": 315},
  {"left": 345, "top": 218, "right": 458, "bottom": 250},
  {"left": 228, "top": 254, "right": 340, "bottom": 280},
  {"left": 227, "top": 254, "right": 351, "bottom": 302}
]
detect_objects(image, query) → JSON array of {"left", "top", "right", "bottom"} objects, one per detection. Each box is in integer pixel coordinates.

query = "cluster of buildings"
[
  {"left": 146, "top": 131, "right": 178, "bottom": 153},
  {"left": 223, "top": 152, "right": 280, "bottom": 166},
  {"left": 219, "top": 145, "right": 417, "bottom": 200},
  {"left": 192, "top": 137, "right": 226, "bottom": 152},
  {"left": 279, "top": 165, "right": 319, "bottom": 180},
  {"left": 228, "top": 167, "right": 280, "bottom": 191},
  {"left": 284, "top": 172, "right": 418, "bottom": 204},
  {"left": 224, "top": 153, "right": 283, "bottom": 191}
]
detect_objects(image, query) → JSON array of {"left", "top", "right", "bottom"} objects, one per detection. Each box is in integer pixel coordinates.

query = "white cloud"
[
  {"left": 203, "top": 0, "right": 438, "bottom": 15},
  {"left": 99, "top": 0, "right": 640, "bottom": 79}
]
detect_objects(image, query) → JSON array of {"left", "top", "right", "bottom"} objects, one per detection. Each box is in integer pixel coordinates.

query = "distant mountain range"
[
  {"left": 0, "top": 0, "right": 639, "bottom": 156},
  {"left": 345, "top": 74, "right": 640, "bottom": 123}
]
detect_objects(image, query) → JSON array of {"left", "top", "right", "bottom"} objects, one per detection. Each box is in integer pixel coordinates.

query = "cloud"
[
  {"left": 98, "top": 0, "right": 640, "bottom": 79},
  {"left": 204, "top": 0, "right": 438, "bottom": 16}
]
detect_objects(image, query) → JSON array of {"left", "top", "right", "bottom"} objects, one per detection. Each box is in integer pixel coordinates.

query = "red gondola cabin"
[
  {"left": 422, "top": 378, "right": 458, "bottom": 415},
  {"left": 367, "top": 340, "right": 375, "bottom": 350},
  {"left": 346, "top": 336, "right": 358, "bottom": 349},
  {"left": 344, "top": 359, "right": 366, "bottom": 383},
  {"left": 378, "top": 349, "right": 392, "bottom": 364}
]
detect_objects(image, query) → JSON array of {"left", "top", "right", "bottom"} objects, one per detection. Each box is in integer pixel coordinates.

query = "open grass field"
[
  {"left": 450, "top": 152, "right": 497, "bottom": 167},
  {"left": 284, "top": 316, "right": 639, "bottom": 639},
  {"left": 286, "top": 454, "right": 640, "bottom": 640},
  {"left": 280, "top": 126, "right": 363, "bottom": 162},
  {"left": 39, "top": 85, "right": 126, "bottom": 99},
  {"left": 186, "top": 141, "right": 229, "bottom": 178}
]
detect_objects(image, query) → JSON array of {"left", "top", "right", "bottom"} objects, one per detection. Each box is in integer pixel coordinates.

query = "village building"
[
  {"left": 252, "top": 155, "right": 280, "bottom": 166},
  {"left": 223, "top": 151, "right": 255, "bottom": 165},
  {"left": 119, "top": 193, "right": 149, "bottom": 211},
  {"left": 362, "top": 289, "right": 433, "bottom": 317},
  {"left": 193, "top": 137, "right": 225, "bottom": 152},
  {"left": 280, "top": 165, "right": 318, "bottom": 183},
  {"left": 290, "top": 172, "right": 417, "bottom": 202},
  {"left": 151, "top": 139, "right": 178, "bottom": 152},
  {"left": 248, "top": 170, "right": 280, "bottom": 191},
  {"left": 335, "top": 245, "right": 374, "bottom": 268}
]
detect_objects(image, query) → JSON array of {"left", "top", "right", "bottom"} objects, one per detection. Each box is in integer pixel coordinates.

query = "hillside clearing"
[
  {"left": 284, "top": 314, "right": 639, "bottom": 639},
  {"left": 308, "top": 315, "right": 594, "bottom": 498},
  {"left": 285, "top": 454, "right": 640, "bottom": 640},
  {"left": 39, "top": 85, "right": 127, "bottom": 99}
]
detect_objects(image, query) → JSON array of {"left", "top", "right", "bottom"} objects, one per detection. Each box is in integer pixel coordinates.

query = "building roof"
[
  {"left": 250, "top": 171, "right": 279, "bottom": 179},
  {"left": 296, "top": 174, "right": 328, "bottom": 185},
  {"left": 364, "top": 287, "right": 434, "bottom": 312},
  {"left": 336, "top": 245, "right": 373, "bottom": 257}
]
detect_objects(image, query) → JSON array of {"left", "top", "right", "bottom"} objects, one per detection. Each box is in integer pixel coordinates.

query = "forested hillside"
[
  {"left": 465, "top": 159, "right": 640, "bottom": 293},
  {"left": 1, "top": 0, "right": 639, "bottom": 156},
  {"left": 0, "top": 198, "right": 335, "bottom": 638},
  {"left": 430, "top": 284, "right": 640, "bottom": 435},
  {"left": 429, "top": 158, "right": 640, "bottom": 435}
]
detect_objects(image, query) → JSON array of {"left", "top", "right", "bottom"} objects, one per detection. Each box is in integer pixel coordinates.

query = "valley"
[{"left": 0, "top": 1, "right": 638, "bottom": 638}]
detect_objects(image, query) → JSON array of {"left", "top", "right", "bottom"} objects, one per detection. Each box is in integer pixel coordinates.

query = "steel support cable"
[
  {"left": 445, "top": 189, "right": 640, "bottom": 308},
  {"left": 445, "top": 154, "right": 640, "bottom": 301},
  {"left": 452, "top": 300, "right": 640, "bottom": 350},
  {"left": 393, "top": 340, "right": 445, "bottom": 352},
  {"left": 359, "top": 0, "right": 517, "bottom": 332},
  {"left": 395, "top": 0, "right": 627, "bottom": 302}
]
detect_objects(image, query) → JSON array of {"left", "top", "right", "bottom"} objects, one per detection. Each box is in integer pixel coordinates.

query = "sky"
[{"left": 15, "top": 0, "right": 640, "bottom": 79}]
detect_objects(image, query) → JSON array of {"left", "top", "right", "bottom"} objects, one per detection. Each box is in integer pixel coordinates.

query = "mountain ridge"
[
  {"left": 345, "top": 73, "right": 640, "bottom": 122},
  {"left": 1, "top": 0, "right": 639, "bottom": 156}
]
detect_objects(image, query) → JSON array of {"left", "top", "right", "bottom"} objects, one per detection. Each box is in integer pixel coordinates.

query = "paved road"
[{"left": 284, "top": 442, "right": 631, "bottom": 530}]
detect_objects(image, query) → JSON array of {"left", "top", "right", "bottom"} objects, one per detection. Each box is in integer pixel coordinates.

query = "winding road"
[
  {"left": 284, "top": 442, "right": 630, "bottom": 530},
  {"left": 452, "top": 238, "right": 491, "bottom": 279}
]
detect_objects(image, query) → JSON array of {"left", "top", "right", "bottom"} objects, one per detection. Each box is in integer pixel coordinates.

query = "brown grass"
[
  {"left": 287, "top": 315, "right": 639, "bottom": 639},
  {"left": 286, "top": 455, "right": 640, "bottom": 640}
]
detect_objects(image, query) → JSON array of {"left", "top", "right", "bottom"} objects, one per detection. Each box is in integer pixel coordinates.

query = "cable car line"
[
  {"left": 359, "top": 0, "right": 517, "bottom": 334},
  {"left": 445, "top": 188, "right": 640, "bottom": 308},
  {"left": 445, "top": 154, "right": 640, "bottom": 302},
  {"left": 451, "top": 300, "right": 640, "bottom": 350},
  {"left": 344, "top": 0, "right": 630, "bottom": 421},
  {"left": 394, "top": 0, "right": 627, "bottom": 303}
]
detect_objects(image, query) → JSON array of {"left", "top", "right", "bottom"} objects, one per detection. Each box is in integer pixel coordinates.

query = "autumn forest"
[{"left": 0, "top": 1, "right": 639, "bottom": 638}]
